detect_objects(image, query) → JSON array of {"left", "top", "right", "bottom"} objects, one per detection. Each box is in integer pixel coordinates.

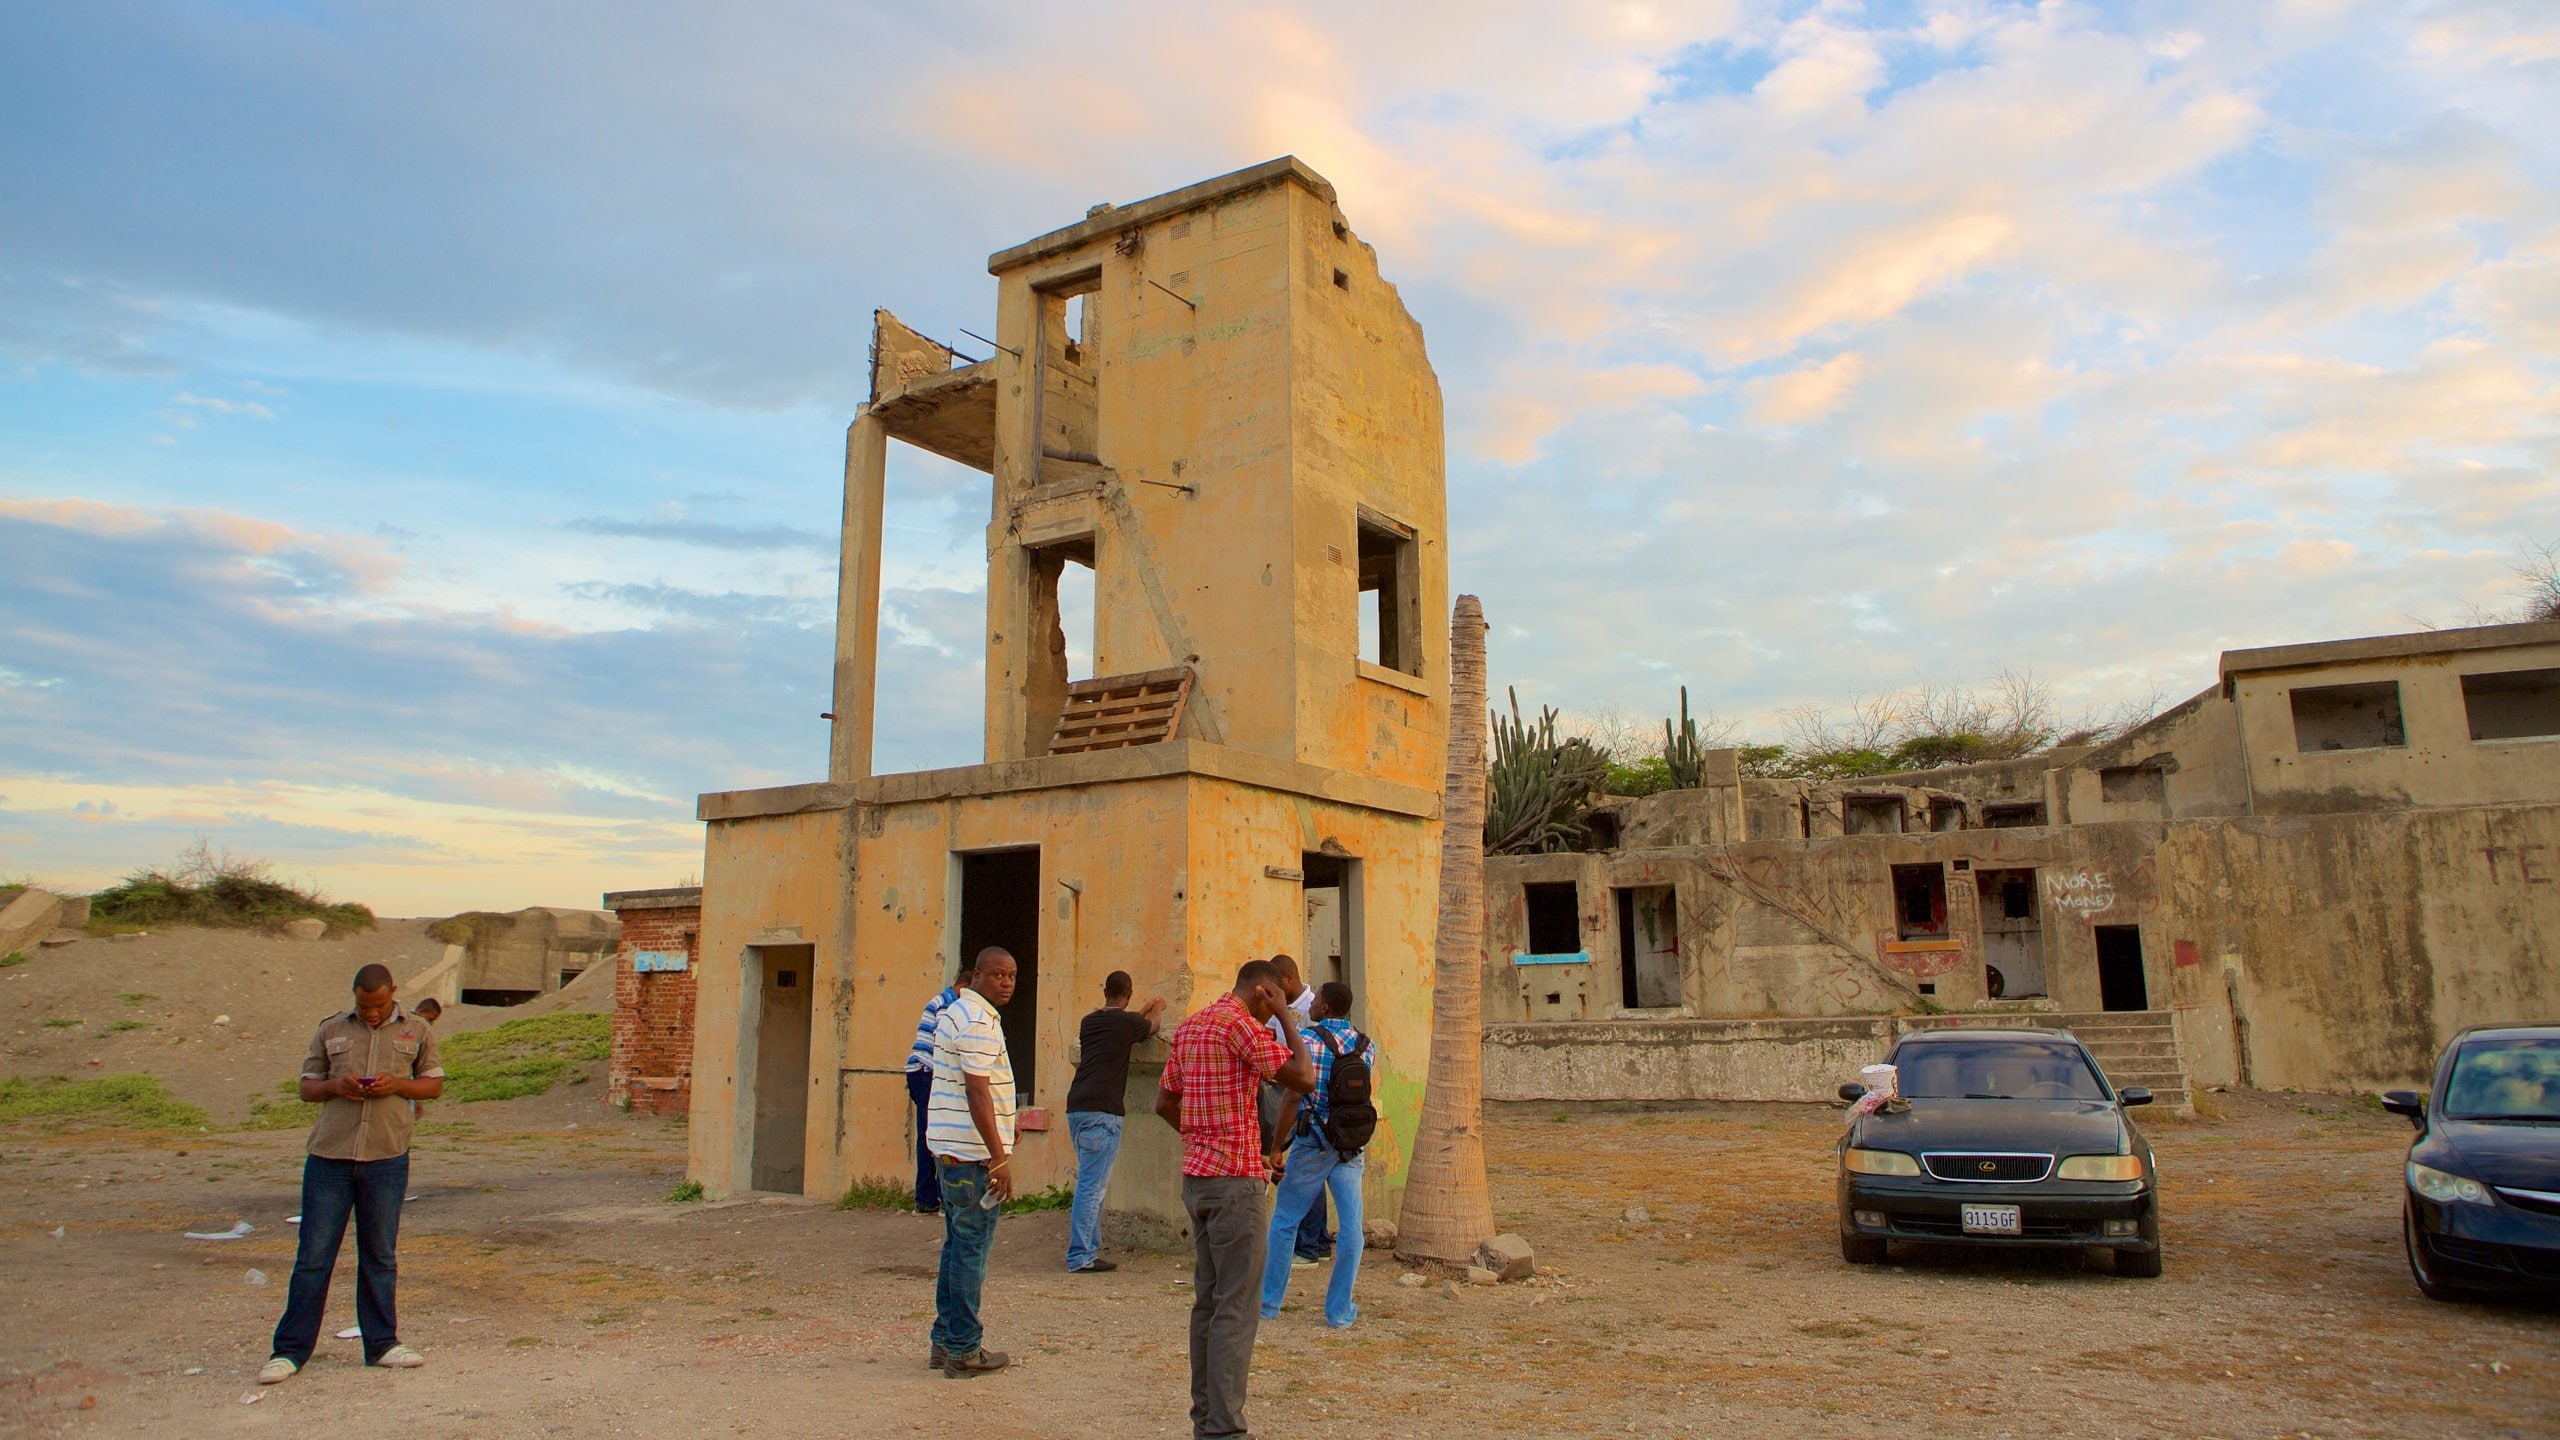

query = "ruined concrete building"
[
  {"left": 685, "top": 160, "right": 1448, "bottom": 1218},
  {"left": 1484, "top": 621, "right": 2560, "bottom": 1107}
]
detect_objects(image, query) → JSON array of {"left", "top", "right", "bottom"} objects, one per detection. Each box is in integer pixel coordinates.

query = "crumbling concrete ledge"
[{"left": 1483, "top": 1016, "right": 1898, "bottom": 1104}]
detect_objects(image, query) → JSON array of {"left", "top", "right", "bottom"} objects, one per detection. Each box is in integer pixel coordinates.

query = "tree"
[{"left": 1400, "top": 594, "right": 1498, "bottom": 1265}]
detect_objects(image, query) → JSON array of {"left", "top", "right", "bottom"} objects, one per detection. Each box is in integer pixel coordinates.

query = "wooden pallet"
[{"left": 1049, "top": 666, "right": 1195, "bottom": 755}]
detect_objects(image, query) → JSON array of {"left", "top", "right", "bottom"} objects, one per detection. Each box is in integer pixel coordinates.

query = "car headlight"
[
  {"left": 2057, "top": 1154, "right": 2145, "bottom": 1181},
  {"left": 2408, "top": 1161, "right": 2492, "bottom": 1205},
  {"left": 1844, "top": 1147, "right": 1921, "bottom": 1176}
]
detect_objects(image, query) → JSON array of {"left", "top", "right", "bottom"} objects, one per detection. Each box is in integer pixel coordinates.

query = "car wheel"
[
  {"left": 2113, "top": 1244, "right": 2162, "bottom": 1278},
  {"left": 2404, "top": 1202, "right": 2480, "bottom": 1303},
  {"left": 1841, "top": 1233, "right": 1888, "bottom": 1265}
]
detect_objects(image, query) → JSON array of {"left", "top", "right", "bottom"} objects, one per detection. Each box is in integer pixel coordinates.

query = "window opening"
[
  {"left": 1977, "top": 868, "right": 2046, "bottom": 999},
  {"left": 1023, "top": 537, "right": 1097, "bottom": 756},
  {"left": 1034, "top": 270, "right": 1103, "bottom": 483},
  {"left": 1890, "top": 864, "right": 1948, "bottom": 940},
  {"left": 1355, "top": 507, "right": 1422, "bottom": 677},
  {"left": 1522, "top": 882, "right": 1580, "bottom": 956},
  {"left": 2289, "top": 681, "right": 2405, "bottom": 751},
  {"left": 1843, "top": 795, "right": 1905, "bottom": 835},
  {"left": 2462, "top": 667, "right": 2560, "bottom": 742},
  {"left": 957, "top": 849, "right": 1042, "bottom": 1103},
  {"left": 1981, "top": 801, "right": 2046, "bottom": 828},
  {"left": 2100, "top": 765, "right": 2166, "bottom": 803},
  {"left": 1927, "top": 799, "right": 1965, "bottom": 832},
  {"left": 1613, "top": 886, "right": 1681, "bottom": 1010}
]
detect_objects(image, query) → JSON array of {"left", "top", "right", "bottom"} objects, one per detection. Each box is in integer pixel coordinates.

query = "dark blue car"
[{"left": 2382, "top": 1023, "right": 2560, "bottom": 1302}]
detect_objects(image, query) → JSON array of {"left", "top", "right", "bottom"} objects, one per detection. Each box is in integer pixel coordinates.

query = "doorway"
[
  {"left": 957, "top": 849, "right": 1042, "bottom": 1104},
  {"left": 1976, "top": 869, "right": 2047, "bottom": 999},
  {"left": 749, "top": 944, "right": 815, "bottom": 1193},
  {"left": 1300, "top": 852, "right": 1363, "bottom": 1023},
  {"left": 1613, "top": 886, "right": 1681, "bottom": 1010},
  {"left": 2096, "top": 926, "right": 2148, "bottom": 1011}
]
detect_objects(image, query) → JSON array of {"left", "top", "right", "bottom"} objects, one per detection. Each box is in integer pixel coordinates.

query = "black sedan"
[
  {"left": 1836, "top": 1027, "right": 2161, "bottom": 1277},
  {"left": 2381, "top": 1023, "right": 2560, "bottom": 1302}
]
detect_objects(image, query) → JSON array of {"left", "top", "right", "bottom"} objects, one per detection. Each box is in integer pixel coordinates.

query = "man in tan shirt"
[{"left": 259, "top": 964, "right": 444, "bottom": 1384}]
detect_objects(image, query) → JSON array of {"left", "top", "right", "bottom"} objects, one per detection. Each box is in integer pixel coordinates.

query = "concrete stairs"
[{"left": 1901, "top": 1009, "right": 2193, "bottom": 1113}]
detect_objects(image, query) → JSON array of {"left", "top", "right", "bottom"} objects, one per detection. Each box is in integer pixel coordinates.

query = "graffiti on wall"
[{"left": 2042, "top": 869, "right": 2118, "bottom": 917}]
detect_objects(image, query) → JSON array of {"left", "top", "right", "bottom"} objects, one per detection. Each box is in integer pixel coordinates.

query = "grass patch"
[
  {"left": 41, "top": 1017, "right": 81, "bottom": 1029},
  {"left": 244, "top": 1078, "right": 322, "bottom": 1131},
  {"left": 1, "top": 951, "right": 27, "bottom": 969},
  {"left": 118, "top": 992, "right": 154, "bottom": 1005},
  {"left": 666, "top": 1179, "right": 705, "bottom": 1203},
  {"left": 836, "top": 1175, "right": 912, "bottom": 1211},
  {"left": 441, "top": 1012, "right": 611, "bottom": 1103},
  {"left": 87, "top": 839, "right": 374, "bottom": 936},
  {"left": 0, "top": 1074, "right": 209, "bottom": 1130},
  {"left": 1004, "top": 1183, "right": 1073, "bottom": 1216},
  {"left": 106, "top": 1019, "right": 153, "bottom": 1033}
]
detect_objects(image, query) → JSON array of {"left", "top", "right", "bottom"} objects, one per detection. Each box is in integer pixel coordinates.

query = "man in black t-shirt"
[{"left": 1063, "top": 970, "right": 1164, "bottom": 1273}]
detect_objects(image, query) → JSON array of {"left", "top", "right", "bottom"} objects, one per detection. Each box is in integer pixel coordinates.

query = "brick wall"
[{"left": 605, "top": 891, "right": 701, "bottom": 1115}]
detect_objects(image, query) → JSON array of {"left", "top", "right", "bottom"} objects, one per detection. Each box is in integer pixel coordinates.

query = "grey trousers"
[{"left": 1183, "top": 1175, "right": 1269, "bottom": 1439}]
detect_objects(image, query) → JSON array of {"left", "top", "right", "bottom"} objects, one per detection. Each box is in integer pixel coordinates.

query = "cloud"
[
  {"left": 173, "top": 389, "right": 275, "bottom": 418},
  {"left": 1748, "top": 352, "right": 1866, "bottom": 427},
  {"left": 565, "top": 516, "right": 832, "bottom": 552}
]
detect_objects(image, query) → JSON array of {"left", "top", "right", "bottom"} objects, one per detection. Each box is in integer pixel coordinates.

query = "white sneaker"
[
  {"left": 257, "top": 1357, "right": 298, "bottom": 1385},
  {"left": 372, "top": 1345, "right": 425, "bottom": 1369}
]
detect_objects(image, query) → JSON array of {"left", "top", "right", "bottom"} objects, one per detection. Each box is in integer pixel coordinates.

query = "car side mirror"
[
  {"left": 2379, "top": 1090, "right": 2425, "bottom": 1128},
  {"left": 1838, "top": 1082, "right": 1867, "bottom": 1103},
  {"left": 2117, "top": 1087, "right": 2152, "bottom": 1107}
]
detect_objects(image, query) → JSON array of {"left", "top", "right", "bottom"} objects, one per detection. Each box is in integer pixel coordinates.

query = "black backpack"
[{"left": 1316, "top": 1027, "right": 1376, "bottom": 1157}]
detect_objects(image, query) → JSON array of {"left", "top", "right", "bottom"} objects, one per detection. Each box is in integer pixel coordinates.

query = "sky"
[{"left": 2, "top": 0, "right": 2556, "bottom": 916}]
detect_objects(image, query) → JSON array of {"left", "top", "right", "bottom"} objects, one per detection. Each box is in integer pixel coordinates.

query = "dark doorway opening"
[
  {"left": 1613, "top": 886, "right": 1680, "bottom": 1009},
  {"left": 2096, "top": 926, "right": 2148, "bottom": 1011},
  {"left": 459, "top": 988, "right": 538, "bottom": 1008},
  {"left": 958, "top": 849, "right": 1042, "bottom": 1104},
  {"left": 1300, "top": 851, "right": 1363, "bottom": 1023},
  {"left": 750, "top": 944, "right": 814, "bottom": 1193},
  {"left": 1522, "top": 882, "right": 1580, "bottom": 956}
]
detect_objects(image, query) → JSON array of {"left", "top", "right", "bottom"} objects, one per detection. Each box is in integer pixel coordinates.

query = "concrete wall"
[
  {"left": 2230, "top": 629, "right": 2560, "bottom": 815},
  {"left": 2057, "top": 686, "right": 2250, "bottom": 824},
  {"left": 1487, "top": 1016, "right": 1917, "bottom": 1103}
]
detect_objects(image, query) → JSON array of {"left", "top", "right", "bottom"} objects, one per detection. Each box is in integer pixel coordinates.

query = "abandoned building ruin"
[
  {"left": 1482, "top": 621, "right": 2560, "bottom": 1110},
  {"left": 683, "top": 159, "right": 1449, "bottom": 1219}
]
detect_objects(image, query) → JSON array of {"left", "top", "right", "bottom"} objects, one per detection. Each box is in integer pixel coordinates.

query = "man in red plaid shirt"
[{"left": 1156, "top": 959, "right": 1314, "bottom": 1440}]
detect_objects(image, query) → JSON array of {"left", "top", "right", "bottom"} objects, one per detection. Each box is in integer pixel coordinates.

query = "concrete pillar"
[{"left": 830, "top": 410, "right": 888, "bottom": 784}]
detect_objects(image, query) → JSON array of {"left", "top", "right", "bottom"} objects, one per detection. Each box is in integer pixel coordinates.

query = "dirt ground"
[
  {"left": 4, "top": 1077, "right": 2555, "bottom": 1439},
  {"left": 0, "top": 924, "right": 607, "bottom": 1125}
]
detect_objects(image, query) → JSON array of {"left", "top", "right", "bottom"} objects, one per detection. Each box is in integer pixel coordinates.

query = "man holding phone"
[{"left": 258, "top": 963, "right": 443, "bottom": 1384}]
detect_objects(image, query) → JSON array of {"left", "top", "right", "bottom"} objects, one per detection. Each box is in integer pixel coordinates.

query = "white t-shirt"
[
  {"left": 1269, "top": 984, "right": 1317, "bottom": 1042},
  {"left": 926, "top": 989, "right": 1016, "bottom": 1161}
]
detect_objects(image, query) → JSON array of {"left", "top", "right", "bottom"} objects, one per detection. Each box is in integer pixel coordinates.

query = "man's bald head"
[{"left": 352, "top": 963, "right": 396, "bottom": 993}]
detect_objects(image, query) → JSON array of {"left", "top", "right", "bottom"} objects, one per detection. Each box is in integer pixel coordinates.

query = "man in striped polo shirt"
[
  {"left": 927, "top": 947, "right": 1017, "bottom": 1378},
  {"left": 904, "top": 958, "right": 976, "bottom": 1213}
]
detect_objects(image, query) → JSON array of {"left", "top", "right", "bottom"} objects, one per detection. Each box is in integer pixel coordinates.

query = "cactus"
[
  {"left": 1485, "top": 688, "right": 1611, "bottom": 855},
  {"left": 1663, "top": 685, "right": 1707, "bottom": 789}
]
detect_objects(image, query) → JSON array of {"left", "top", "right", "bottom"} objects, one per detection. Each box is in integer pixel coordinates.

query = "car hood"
[
  {"left": 2429, "top": 1119, "right": 2560, "bottom": 1189},
  {"left": 1848, "top": 1098, "right": 2130, "bottom": 1157}
]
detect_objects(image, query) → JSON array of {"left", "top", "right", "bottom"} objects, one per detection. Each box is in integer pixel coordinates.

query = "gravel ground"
[{"left": 1, "top": 1087, "right": 2552, "bottom": 1437}]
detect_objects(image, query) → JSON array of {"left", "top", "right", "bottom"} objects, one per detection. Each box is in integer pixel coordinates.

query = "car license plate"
[{"left": 1961, "top": 1204, "right": 2022, "bottom": 1236}]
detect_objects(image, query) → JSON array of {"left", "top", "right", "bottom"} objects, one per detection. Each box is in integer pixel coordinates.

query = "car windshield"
[
  {"left": 1894, "top": 1039, "right": 2109, "bottom": 1101},
  {"left": 2443, "top": 1038, "right": 2560, "bottom": 1121}
]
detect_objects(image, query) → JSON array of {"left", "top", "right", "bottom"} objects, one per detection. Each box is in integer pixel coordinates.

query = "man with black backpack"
[{"left": 1256, "top": 980, "right": 1379, "bottom": 1329}]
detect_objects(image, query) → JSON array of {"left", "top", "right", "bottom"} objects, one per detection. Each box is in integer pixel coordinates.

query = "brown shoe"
[
  {"left": 927, "top": 1343, "right": 945, "bottom": 1370},
  {"left": 943, "top": 1347, "right": 1010, "bottom": 1379},
  {"left": 1073, "top": 1259, "right": 1118, "bottom": 1273}
]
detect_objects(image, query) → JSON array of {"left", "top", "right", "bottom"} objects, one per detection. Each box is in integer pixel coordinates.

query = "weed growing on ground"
[
  {"left": 106, "top": 1020, "right": 153, "bottom": 1033},
  {"left": 441, "top": 1013, "right": 611, "bottom": 1103},
  {"left": 118, "top": 993, "right": 154, "bottom": 1005},
  {"left": 0, "top": 1074, "right": 210, "bottom": 1130},
  {"left": 243, "top": 1078, "right": 320, "bottom": 1131},
  {"left": 1551, "top": 1111, "right": 1576, "bottom": 1125},
  {"left": 835, "top": 1176, "right": 912, "bottom": 1211},
  {"left": 667, "top": 1179, "right": 705, "bottom": 1203},
  {"left": 1003, "top": 1183, "right": 1073, "bottom": 1215},
  {"left": 41, "top": 1017, "right": 81, "bottom": 1029},
  {"left": 1, "top": 951, "right": 29, "bottom": 969}
]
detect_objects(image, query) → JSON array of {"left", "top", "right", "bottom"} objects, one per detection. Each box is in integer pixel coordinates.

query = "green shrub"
[
  {"left": 41, "top": 1017, "right": 80, "bottom": 1029},
  {"left": 0, "top": 1074, "right": 209, "bottom": 1130},
  {"left": 440, "top": 1012, "right": 611, "bottom": 1103},
  {"left": 106, "top": 1019, "right": 153, "bottom": 1034},
  {"left": 0, "top": 952, "right": 27, "bottom": 969},
  {"left": 666, "top": 1179, "right": 705, "bottom": 1203},
  {"left": 87, "top": 841, "right": 373, "bottom": 936},
  {"left": 1003, "top": 1183, "right": 1073, "bottom": 1216},
  {"left": 425, "top": 911, "right": 514, "bottom": 946}
]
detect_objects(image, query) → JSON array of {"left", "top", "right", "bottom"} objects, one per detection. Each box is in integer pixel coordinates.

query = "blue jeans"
[
  {"left": 932, "top": 1157, "right": 999, "bottom": 1355},
  {"left": 1259, "top": 1133, "right": 1364, "bottom": 1327},
  {"left": 1294, "top": 1185, "right": 1331, "bottom": 1258},
  {"left": 1064, "top": 1111, "right": 1123, "bottom": 1270},
  {"left": 907, "top": 1069, "right": 940, "bottom": 1211},
  {"left": 271, "top": 1152, "right": 408, "bottom": 1365}
]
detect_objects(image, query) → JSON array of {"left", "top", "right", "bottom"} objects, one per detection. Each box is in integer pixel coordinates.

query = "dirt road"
[{"left": 3, "top": 1092, "right": 2553, "bottom": 1438}]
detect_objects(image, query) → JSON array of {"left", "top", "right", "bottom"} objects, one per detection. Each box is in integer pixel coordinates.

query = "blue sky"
[{"left": 4, "top": 0, "right": 2556, "bottom": 914}]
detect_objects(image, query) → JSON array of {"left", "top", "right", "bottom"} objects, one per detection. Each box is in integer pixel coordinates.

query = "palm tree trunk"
[{"left": 1398, "top": 594, "right": 1497, "bottom": 1263}]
